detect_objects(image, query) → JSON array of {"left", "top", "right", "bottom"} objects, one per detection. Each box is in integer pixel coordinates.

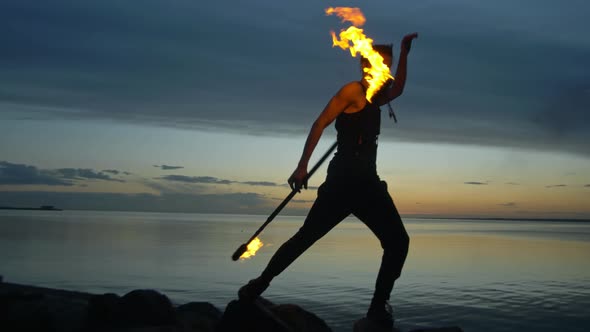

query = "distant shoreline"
[
  {"left": 410, "top": 216, "right": 590, "bottom": 223},
  {"left": 0, "top": 206, "right": 62, "bottom": 211},
  {"left": 1, "top": 208, "right": 587, "bottom": 222}
]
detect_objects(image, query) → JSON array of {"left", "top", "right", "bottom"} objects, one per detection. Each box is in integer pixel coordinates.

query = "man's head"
[{"left": 360, "top": 44, "right": 393, "bottom": 71}]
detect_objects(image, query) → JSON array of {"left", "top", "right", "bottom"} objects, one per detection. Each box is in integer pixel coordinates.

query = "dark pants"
[{"left": 261, "top": 177, "right": 409, "bottom": 303}]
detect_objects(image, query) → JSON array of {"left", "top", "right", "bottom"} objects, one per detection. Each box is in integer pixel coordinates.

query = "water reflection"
[{"left": 1, "top": 211, "right": 589, "bottom": 331}]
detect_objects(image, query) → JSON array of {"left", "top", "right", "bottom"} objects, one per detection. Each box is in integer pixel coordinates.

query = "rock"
[
  {"left": 86, "top": 289, "right": 177, "bottom": 330},
  {"left": 0, "top": 292, "right": 53, "bottom": 331},
  {"left": 409, "top": 328, "right": 463, "bottom": 332},
  {"left": 118, "top": 289, "right": 176, "bottom": 328},
  {"left": 271, "top": 303, "right": 332, "bottom": 332},
  {"left": 86, "top": 293, "right": 122, "bottom": 329},
  {"left": 176, "top": 302, "right": 222, "bottom": 332},
  {"left": 1, "top": 283, "right": 222, "bottom": 332},
  {"left": 216, "top": 297, "right": 331, "bottom": 332},
  {"left": 216, "top": 299, "right": 277, "bottom": 332},
  {"left": 1, "top": 282, "right": 465, "bottom": 332},
  {"left": 0, "top": 289, "right": 87, "bottom": 332}
]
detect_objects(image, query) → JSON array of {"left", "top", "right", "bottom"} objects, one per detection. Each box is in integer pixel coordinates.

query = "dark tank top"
[{"left": 327, "top": 82, "right": 381, "bottom": 181}]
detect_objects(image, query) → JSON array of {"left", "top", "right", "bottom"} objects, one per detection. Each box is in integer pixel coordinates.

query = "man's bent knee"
[{"left": 380, "top": 228, "right": 409, "bottom": 250}]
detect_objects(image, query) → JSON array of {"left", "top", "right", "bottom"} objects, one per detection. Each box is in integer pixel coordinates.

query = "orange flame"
[
  {"left": 240, "top": 237, "right": 264, "bottom": 260},
  {"left": 325, "top": 7, "right": 366, "bottom": 26},
  {"left": 325, "top": 7, "right": 393, "bottom": 102}
]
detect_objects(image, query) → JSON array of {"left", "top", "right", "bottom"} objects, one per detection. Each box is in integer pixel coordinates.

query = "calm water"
[{"left": 1, "top": 210, "right": 589, "bottom": 332}]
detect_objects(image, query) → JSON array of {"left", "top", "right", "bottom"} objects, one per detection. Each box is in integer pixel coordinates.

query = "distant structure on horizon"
[{"left": 0, "top": 205, "right": 63, "bottom": 211}]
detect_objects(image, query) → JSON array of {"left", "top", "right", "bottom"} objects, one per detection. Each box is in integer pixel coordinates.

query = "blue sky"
[{"left": 1, "top": 0, "right": 589, "bottom": 218}]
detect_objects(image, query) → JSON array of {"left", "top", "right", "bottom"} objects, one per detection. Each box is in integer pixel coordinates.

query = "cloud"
[
  {"left": 102, "top": 169, "right": 120, "bottom": 175},
  {"left": 505, "top": 182, "right": 520, "bottom": 185},
  {"left": 157, "top": 175, "right": 233, "bottom": 185},
  {"left": 1, "top": 1, "right": 589, "bottom": 156},
  {"left": 0, "top": 161, "right": 72, "bottom": 186},
  {"left": 56, "top": 168, "right": 125, "bottom": 182},
  {"left": 0, "top": 161, "right": 124, "bottom": 185},
  {"left": 546, "top": 184, "right": 567, "bottom": 188},
  {"left": 498, "top": 202, "right": 517, "bottom": 207},
  {"left": 242, "top": 181, "right": 278, "bottom": 187},
  {"left": 585, "top": 184, "right": 590, "bottom": 188},
  {"left": 103, "top": 169, "right": 132, "bottom": 176},
  {"left": 464, "top": 181, "right": 488, "bottom": 185},
  {"left": 157, "top": 174, "right": 288, "bottom": 187},
  {"left": 0, "top": 190, "right": 274, "bottom": 214},
  {"left": 153, "top": 165, "right": 184, "bottom": 170}
]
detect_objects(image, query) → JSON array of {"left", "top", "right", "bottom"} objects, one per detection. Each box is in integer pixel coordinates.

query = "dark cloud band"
[
  {"left": 1, "top": 1, "right": 589, "bottom": 156},
  {"left": 153, "top": 165, "right": 184, "bottom": 170},
  {"left": 464, "top": 181, "right": 488, "bottom": 185},
  {"left": 0, "top": 161, "right": 124, "bottom": 185},
  {"left": 157, "top": 174, "right": 282, "bottom": 187}
]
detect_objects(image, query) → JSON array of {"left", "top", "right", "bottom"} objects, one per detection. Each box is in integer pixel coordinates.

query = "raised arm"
[
  {"left": 384, "top": 33, "right": 418, "bottom": 103},
  {"left": 288, "top": 82, "right": 362, "bottom": 191}
]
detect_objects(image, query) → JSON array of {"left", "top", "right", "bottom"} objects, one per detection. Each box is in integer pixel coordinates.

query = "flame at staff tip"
[
  {"left": 240, "top": 237, "right": 264, "bottom": 260},
  {"left": 325, "top": 7, "right": 393, "bottom": 102}
]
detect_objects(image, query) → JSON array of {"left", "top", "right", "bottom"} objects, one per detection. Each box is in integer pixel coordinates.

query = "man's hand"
[
  {"left": 401, "top": 32, "right": 418, "bottom": 54},
  {"left": 288, "top": 166, "right": 308, "bottom": 193}
]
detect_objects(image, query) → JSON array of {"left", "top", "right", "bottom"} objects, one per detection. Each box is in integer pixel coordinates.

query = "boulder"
[
  {"left": 119, "top": 289, "right": 176, "bottom": 328},
  {"left": 1, "top": 282, "right": 465, "bottom": 332},
  {"left": 410, "top": 328, "right": 463, "bottom": 332},
  {"left": 176, "top": 302, "right": 222, "bottom": 332},
  {"left": 216, "top": 297, "right": 331, "bottom": 332},
  {"left": 86, "top": 289, "right": 176, "bottom": 330},
  {"left": 86, "top": 293, "right": 122, "bottom": 329},
  {"left": 0, "top": 290, "right": 87, "bottom": 332},
  {"left": 271, "top": 303, "right": 332, "bottom": 332}
]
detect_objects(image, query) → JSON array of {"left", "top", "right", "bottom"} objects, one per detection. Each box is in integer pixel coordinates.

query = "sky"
[{"left": 1, "top": 0, "right": 589, "bottom": 219}]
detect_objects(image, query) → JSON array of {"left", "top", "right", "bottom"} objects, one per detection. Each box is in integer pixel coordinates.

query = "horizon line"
[{"left": 2, "top": 207, "right": 589, "bottom": 222}]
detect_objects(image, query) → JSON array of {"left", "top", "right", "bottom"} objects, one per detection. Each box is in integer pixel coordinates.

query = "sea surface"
[{"left": 1, "top": 210, "right": 589, "bottom": 331}]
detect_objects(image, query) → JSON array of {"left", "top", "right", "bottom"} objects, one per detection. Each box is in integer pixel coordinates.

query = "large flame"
[
  {"left": 325, "top": 7, "right": 393, "bottom": 102},
  {"left": 240, "top": 237, "right": 264, "bottom": 260}
]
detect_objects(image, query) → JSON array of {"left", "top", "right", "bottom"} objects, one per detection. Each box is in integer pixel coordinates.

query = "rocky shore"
[{"left": 0, "top": 277, "right": 462, "bottom": 332}]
